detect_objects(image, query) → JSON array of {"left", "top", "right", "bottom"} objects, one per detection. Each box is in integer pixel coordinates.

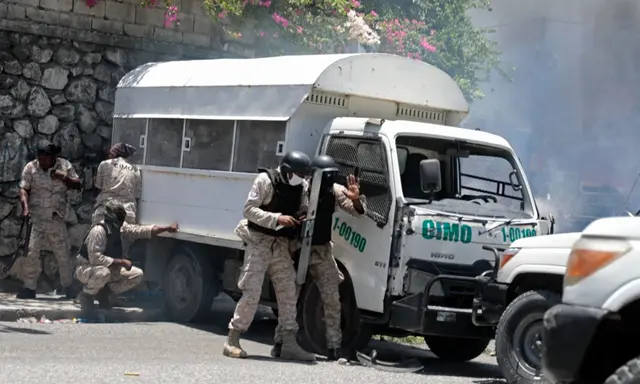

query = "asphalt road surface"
[{"left": 0, "top": 297, "right": 504, "bottom": 384}]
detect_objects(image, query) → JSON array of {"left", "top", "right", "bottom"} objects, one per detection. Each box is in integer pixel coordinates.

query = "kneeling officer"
[{"left": 75, "top": 201, "right": 178, "bottom": 315}]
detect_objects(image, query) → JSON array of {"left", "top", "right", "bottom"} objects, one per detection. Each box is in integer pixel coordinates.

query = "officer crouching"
[{"left": 74, "top": 201, "right": 178, "bottom": 317}]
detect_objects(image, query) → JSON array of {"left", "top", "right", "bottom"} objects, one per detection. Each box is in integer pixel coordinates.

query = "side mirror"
[
  {"left": 548, "top": 213, "right": 555, "bottom": 234},
  {"left": 419, "top": 159, "right": 442, "bottom": 194}
]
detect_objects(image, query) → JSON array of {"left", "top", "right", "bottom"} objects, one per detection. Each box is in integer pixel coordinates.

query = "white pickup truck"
[{"left": 542, "top": 216, "right": 640, "bottom": 384}]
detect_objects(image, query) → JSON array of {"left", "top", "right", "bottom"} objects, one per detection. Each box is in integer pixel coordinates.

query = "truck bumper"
[
  {"left": 474, "top": 280, "right": 509, "bottom": 325},
  {"left": 388, "top": 274, "right": 498, "bottom": 339},
  {"left": 542, "top": 304, "right": 607, "bottom": 383}
]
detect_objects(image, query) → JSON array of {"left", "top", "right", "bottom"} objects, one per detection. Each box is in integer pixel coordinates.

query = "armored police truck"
[{"left": 113, "top": 53, "right": 552, "bottom": 360}]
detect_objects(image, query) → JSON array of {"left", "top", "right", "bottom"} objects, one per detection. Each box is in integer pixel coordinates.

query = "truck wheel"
[
  {"left": 424, "top": 336, "right": 490, "bottom": 362},
  {"left": 496, "top": 290, "right": 560, "bottom": 383},
  {"left": 605, "top": 357, "right": 640, "bottom": 384},
  {"left": 163, "top": 247, "right": 217, "bottom": 323},
  {"left": 298, "top": 278, "right": 373, "bottom": 355}
]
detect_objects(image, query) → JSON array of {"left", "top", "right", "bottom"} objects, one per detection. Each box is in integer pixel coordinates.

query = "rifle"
[
  {"left": 0, "top": 216, "right": 32, "bottom": 278},
  {"left": 0, "top": 216, "right": 57, "bottom": 291}
]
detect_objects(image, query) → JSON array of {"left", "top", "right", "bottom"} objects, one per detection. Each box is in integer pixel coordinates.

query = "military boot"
[
  {"left": 280, "top": 332, "right": 315, "bottom": 362},
  {"left": 327, "top": 347, "right": 342, "bottom": 361},
  {"left": 270, "top": 342, "right": 282, "bottom": 358},
  {"left": 77, "top": 291, "right": 97, "bottom": 319},
  {"left": 223, "top": 330, "right": 248, "bottom": 358}
]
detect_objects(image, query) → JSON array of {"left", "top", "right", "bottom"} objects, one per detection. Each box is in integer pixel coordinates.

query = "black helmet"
[
  {"left": 280, "top": 150, "right": 311, "bottom": 176},
  {"left": 311, "top": 155, "right": 339, "bottom": 172}
]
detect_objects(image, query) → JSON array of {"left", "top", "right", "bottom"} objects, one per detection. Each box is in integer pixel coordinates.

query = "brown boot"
[
  {"left": 223, "top": 330, "right": 248, "bottom": 358},
  {"left": 77, "top": 291, "right": 97, "bottom": 319},
  {"left": 280, "top": 331, "right": 315, "bottom": 362}
]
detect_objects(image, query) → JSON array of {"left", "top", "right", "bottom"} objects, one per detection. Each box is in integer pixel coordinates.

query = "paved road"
[{"left": 0, "top": 298, "right": 504, "bottom": 384}]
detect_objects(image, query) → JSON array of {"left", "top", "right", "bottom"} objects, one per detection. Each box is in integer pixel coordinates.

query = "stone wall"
[{"left": 0, "top": 0, "right": 243, "bottom": 282}]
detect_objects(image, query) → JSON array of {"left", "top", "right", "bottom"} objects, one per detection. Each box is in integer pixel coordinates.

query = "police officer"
[
  {"left": 17, "top": 143, "right": 82, "bottom": 299},
  {"left": 93, "top": 143, "right": 141, "bottom": 226},
  {"left": 75, "top": 201, "right": 178, "bottom": 316},
  {"left": 272, "top": 155, "right": 366, "bottom": 360},
  {"left": 224, "top": 151, "right": 315, "bottom": 362}
]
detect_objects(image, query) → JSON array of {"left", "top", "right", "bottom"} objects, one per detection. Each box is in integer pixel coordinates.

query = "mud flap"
[{"left": 355, "top": 350, "right": 424, "bottom": 373}]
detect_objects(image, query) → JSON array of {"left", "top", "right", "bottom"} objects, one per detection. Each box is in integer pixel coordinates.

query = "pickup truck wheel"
[
  {"left": 605, "top": 357, "right": 640, "bottom": 384},
  {"left": 496, "top": 290, "right": 560, "bottom": 383},
  {"left": 298, "top": 278, "right": 373, "bottom": 355},
  {"left": 163, "top": 249, "right": 217, "bottom": 323},
  {"left": 425, "top": 336, "right": 490, "bottom": 362}
]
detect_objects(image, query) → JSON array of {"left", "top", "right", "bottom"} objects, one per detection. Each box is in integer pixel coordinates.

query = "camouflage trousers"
[
  {"left": 74, "top": 264, "right": 144, "bottom": 296},
  {"left": 92, "top": 203, "right": 136, "bottom": 256},
  {"left": 22, "top": 214, "right": 73, "bottom": 291},
  {"left": 228, "top": 229, "right": 298, "bottom": 336},
  {"left": 275, "top": 242, "right": 344, "bottom": 348}
]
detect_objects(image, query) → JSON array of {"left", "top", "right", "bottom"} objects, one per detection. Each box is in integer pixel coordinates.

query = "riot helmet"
[
  {"left": 311, "top": 155, "right": 340, "bottom": 189},
  {"left": 280, "top": 150, "right": 311, "bottom": 186}
]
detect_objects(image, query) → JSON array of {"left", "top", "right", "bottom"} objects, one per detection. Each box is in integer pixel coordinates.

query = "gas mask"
[{"left": 288, "top": 173, "right": 304, "bottom": 186}]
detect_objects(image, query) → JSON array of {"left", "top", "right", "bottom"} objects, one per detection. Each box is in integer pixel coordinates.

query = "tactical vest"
[
  {"left": 311, "top": 184, "right": 336, "bottom": 245},
  {"left": 79, "top": 223, "right": 123, "bottom": 261},
  {"left": 247, "top": 168, "right": 303, "bottom": 238}
]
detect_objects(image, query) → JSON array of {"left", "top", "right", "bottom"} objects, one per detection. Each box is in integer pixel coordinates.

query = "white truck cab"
[
  {"left": 112, "top": 53, "right": 551, "bottom": 360},
  {"left": 542, "top": 217, "right": 640, "bottom": 384}
]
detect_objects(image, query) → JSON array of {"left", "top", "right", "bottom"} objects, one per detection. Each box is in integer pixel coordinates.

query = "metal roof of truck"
[{"left": 114, "top": 53, "right": 469, "bottom": 125}]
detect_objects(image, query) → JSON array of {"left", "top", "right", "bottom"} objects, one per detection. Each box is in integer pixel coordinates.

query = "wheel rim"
[
  {"left": 167, "top": 259, "right": 194, "bottom": 309},
  {"left": 512, "top": 313, "right": 544, "bottom": 375}
]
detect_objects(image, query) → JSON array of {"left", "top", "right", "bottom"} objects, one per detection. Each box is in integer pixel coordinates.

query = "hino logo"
[{"left": 431, "top": 252, "right": 455, "bottom": 260}]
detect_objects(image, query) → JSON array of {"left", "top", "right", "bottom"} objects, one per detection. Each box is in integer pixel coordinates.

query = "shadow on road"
[
  {"left": 181, "top": 294, "right": 503, "bottom": 379},
  {"left": 0, "top": 325, "right": 51, "bottom": 335}
]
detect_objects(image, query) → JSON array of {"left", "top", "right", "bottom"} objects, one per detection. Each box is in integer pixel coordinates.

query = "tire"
[
  {"left": 163, "top": 247, "right": 217, "bottom": 323},
  {"left": 606, "top": 357, "right": 640, "bottom": 384},
  {"left": 298, "top": 277, "right": 373, "bottom": 355},
  {"left": 495, "top": 290, "right": 561, "bottom": 384},
  {"left": 425, "top": 336, "right": 491, "bottom": 362}
]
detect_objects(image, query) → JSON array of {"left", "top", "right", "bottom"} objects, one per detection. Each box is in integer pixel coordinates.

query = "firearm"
[{"left": 0, "top": 216, "right": 32, "bottom": 277}]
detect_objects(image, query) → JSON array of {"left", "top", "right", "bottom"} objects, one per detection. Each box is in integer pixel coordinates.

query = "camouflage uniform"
[
  {"left": 92, "top": 157, "right": 141, "bottom": 225},
  {"left": 19, "top": 158, "right": 78, "bottom": 291},
  {"left": 74, "top": 222, "right": 154, "bottom": 295},
  {"left": 224, "top": 172, "right": 315, "bottom": 361},
  {"left": 275, "top": 183, "right": 366, "bottom": 350}
]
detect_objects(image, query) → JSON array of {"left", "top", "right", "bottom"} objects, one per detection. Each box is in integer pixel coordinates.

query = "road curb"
[{"left": 0, "top": 305, "right": 167, "bottom": 322}]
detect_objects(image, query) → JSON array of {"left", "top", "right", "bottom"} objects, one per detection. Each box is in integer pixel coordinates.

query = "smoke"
[{"left": 464, "top": 0, "right": 640, "bottom": 232}]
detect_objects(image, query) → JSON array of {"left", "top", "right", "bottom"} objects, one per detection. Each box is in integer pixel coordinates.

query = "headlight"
[
  {"left": 499, "top": 247, "right": 520, "bottom": 270},
  {"left": 564, "top": 236, "right": 631, "bottom": 287}
]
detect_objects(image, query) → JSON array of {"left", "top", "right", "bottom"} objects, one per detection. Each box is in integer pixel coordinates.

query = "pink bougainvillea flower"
[
  {"left": 218, "top": 12, "right": 226, "bottom": 19},
  {"left": 262, "top": 0, "right": 272, "bottom": 6},
  {"left": 369, "top": 10, "right": 378, "bottom": 17},
  {"left": 259, "top": 31, "right": 265, "bottom": 37},
  {"left": 85, "top": 0, "right": 98, "bottom": 7},
  {"left": 297, "top": 25, "right": 303, "bottom": 34},
  {"left": 420, "top": 36, "right": 437, "bottom": 52},
  {"left": 351, "top": 0, "right": 361, "bottom": 7},
  {"left": 272, "top": 12, "right": 289, "bottom": 28}
]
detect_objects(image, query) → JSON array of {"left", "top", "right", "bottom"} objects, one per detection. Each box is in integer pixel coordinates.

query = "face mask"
[{"left": 288, "top": 174, "right": 304, "bottom": 186}]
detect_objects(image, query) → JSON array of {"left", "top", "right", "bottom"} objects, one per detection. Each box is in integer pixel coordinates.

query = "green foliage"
[{"left": 144, "top": 0, "right": 506, "bottom": 100}]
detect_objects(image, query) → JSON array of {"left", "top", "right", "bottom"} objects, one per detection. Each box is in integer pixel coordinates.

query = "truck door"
[{"left": 323, "top": 134, "right": 395, "bottom": 314}]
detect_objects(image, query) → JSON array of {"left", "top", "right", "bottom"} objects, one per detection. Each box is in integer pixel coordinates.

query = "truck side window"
[
  {"left": 112, "top": 118, "right": 146, "bottom": 165},
  {"left": 232, "top": 121, "right": 286, "bottom": 173},
  {"left": 326, "top": 135, "right": 392, "bottom": 226},
  {"left": 146, "top": 119, "right": 183, "bottom": 167},
  {"left": 182, "top": 120, "right": 234, "bottom": 171}
]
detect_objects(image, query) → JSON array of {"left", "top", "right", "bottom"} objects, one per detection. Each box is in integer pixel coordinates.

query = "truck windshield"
[{"left": 396, "top": 135, "right": 534, "bottom": 219}]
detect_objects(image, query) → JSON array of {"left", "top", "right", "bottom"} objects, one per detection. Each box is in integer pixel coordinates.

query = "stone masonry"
[{"left": 0, "top": 0, "right": 249, "bottom": 284}]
